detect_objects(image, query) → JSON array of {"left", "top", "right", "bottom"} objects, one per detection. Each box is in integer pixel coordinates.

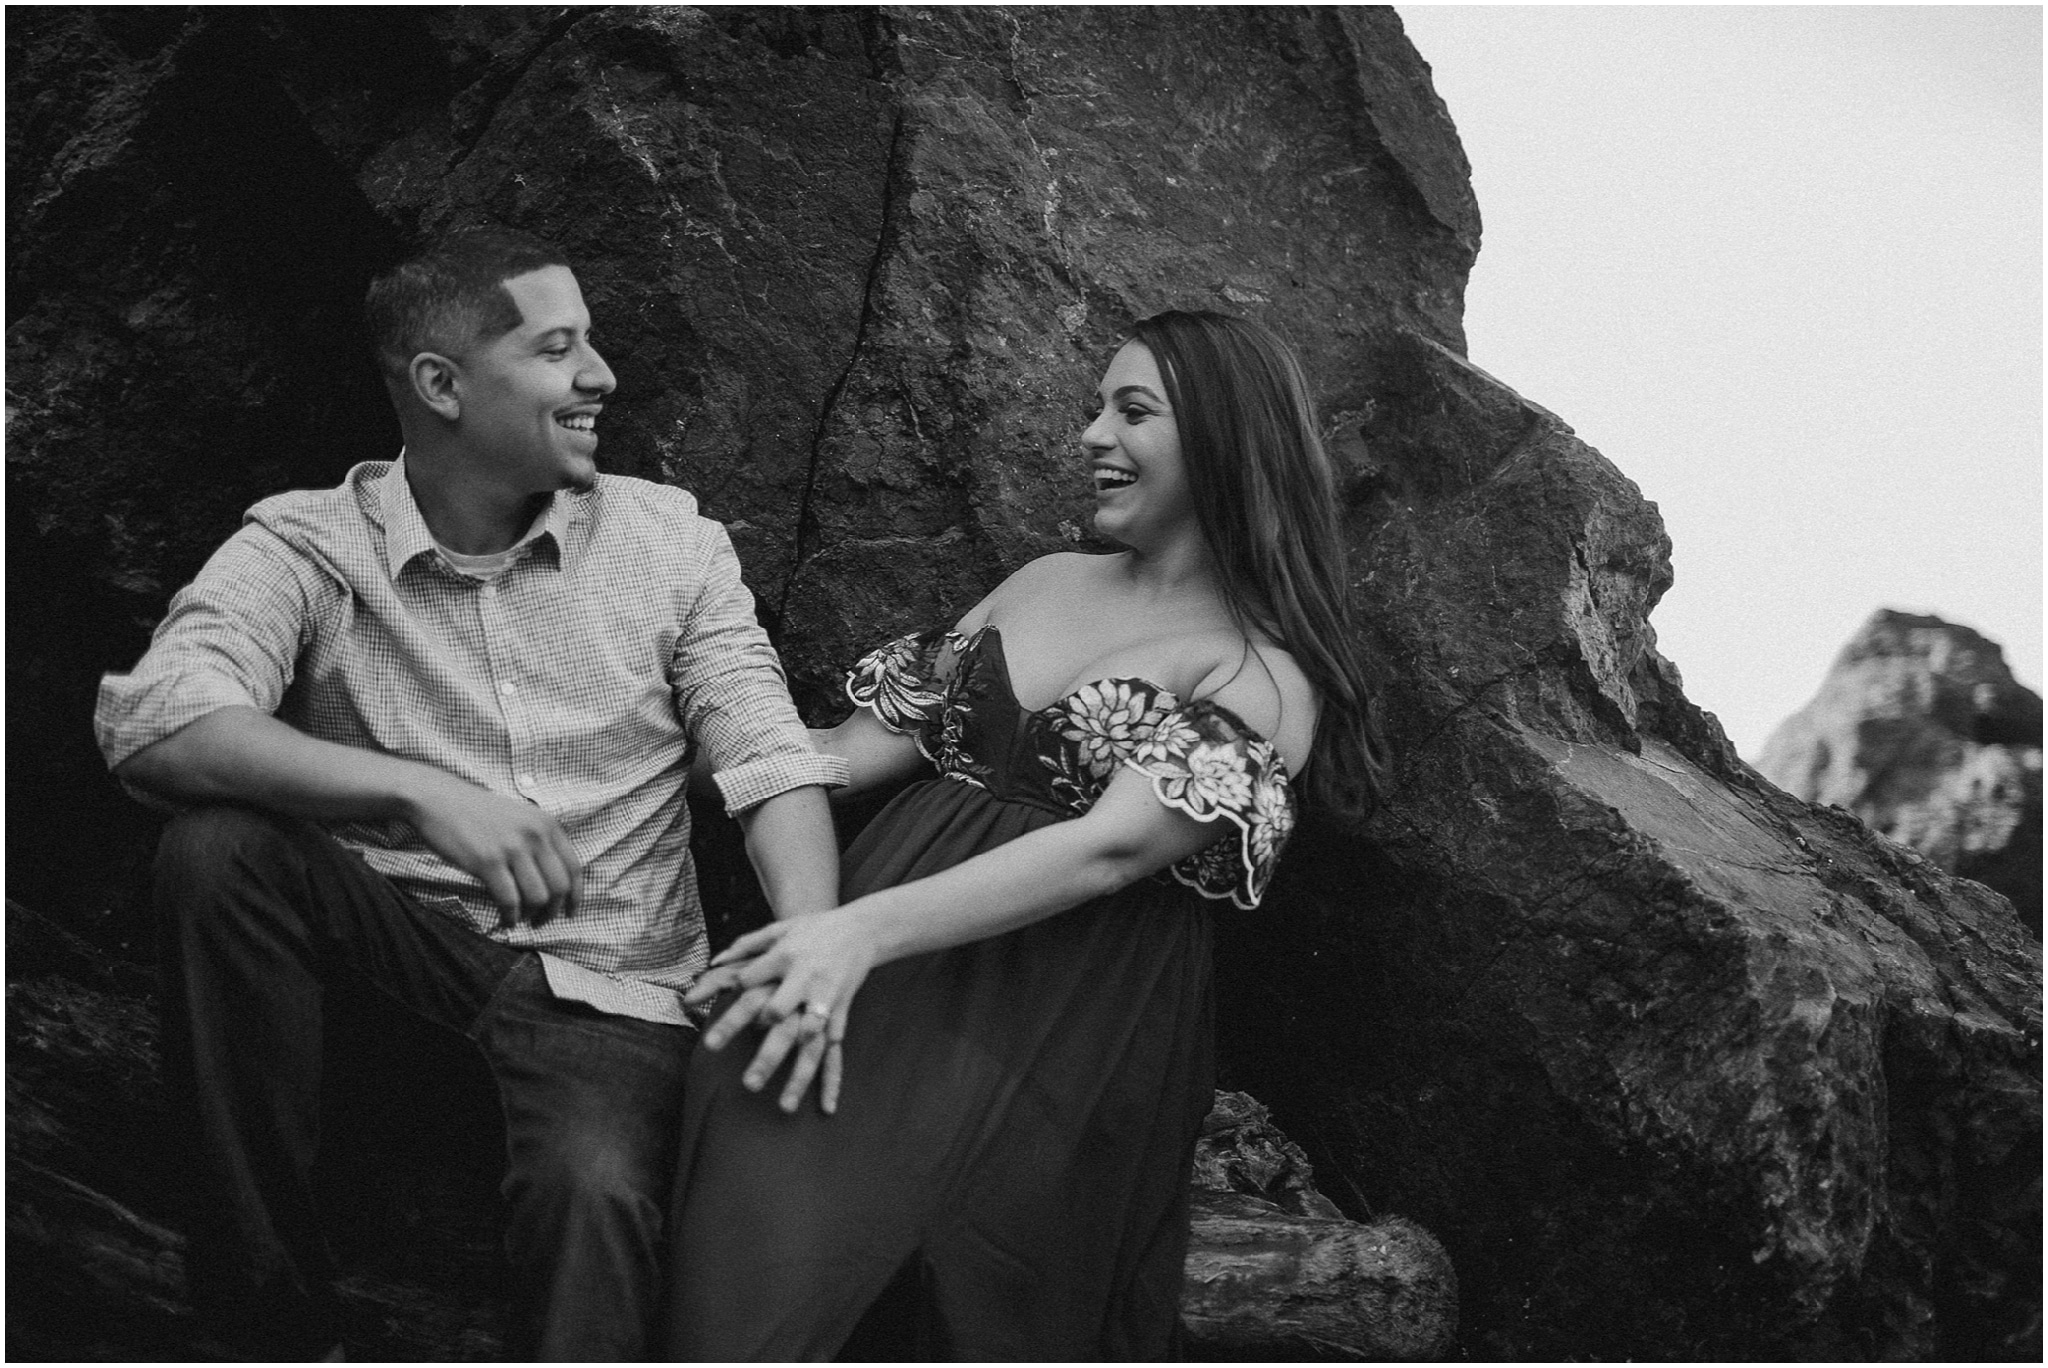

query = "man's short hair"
[{"left": 365, "top": 226, "right": 570, "bottom": 382}]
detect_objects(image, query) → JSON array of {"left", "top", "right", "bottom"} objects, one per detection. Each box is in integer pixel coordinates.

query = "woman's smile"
[{"left": 1092, "top": 463, "right": 1138, "bottom": 493}]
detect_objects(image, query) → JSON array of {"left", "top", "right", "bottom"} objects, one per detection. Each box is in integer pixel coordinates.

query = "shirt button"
[
  {"left": 481, "top": 584, "right": 498, "bottom": 598},
  {"left": 517, "top": 773, "right": 537, "bottom": 790},
  {"left": 499, "top": 680, "right": 516, "bottom": 696}
]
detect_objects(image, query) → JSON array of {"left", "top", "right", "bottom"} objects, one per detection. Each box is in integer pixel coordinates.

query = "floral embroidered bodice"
[{"left": 845, "top": 626, "right": 1297, "bottom": 909}]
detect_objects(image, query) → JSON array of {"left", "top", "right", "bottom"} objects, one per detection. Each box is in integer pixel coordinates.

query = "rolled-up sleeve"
[
  {"left": 94, "top": 524, "right": 322, "bottom": 771},
  {"left": 670, "top": 522, "right": 848, "bottom": 816}
]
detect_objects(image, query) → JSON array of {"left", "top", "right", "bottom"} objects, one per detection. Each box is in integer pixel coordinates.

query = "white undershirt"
[{"left": 433, "top": 506, "right": 551, "bottom": 580}]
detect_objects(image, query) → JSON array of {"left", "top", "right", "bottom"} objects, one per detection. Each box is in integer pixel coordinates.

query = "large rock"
[
  {"left": 8, "top": 4, "right": 1477, "bottom": 923},
  {"left": 7, "top": 5, "right": 2039, "bottom": 1360},
  {"left": 1218, "top": 340, "right": 2038, "bottom": 1357},
  {"left": 1758, "top": 610, "right": 2042, "bottom": 935}
]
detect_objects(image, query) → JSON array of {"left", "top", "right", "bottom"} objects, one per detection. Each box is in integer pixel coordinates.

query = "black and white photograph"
[{"left": 8, "top": 5, "right": 2039, "bottom": 1362}]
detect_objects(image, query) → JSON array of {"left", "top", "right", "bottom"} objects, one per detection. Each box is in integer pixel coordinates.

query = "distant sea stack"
[{"left": 1758, "top": 610, "right": 2043, "bottom": 934}]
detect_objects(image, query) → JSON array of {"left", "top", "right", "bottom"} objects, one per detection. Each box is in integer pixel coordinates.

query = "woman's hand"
[{"left": 683, "top": 907, "right": 882, "bottom": 1115}]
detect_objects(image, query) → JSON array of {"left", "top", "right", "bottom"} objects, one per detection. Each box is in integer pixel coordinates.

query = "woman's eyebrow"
[{"left": 1111, "top": 384, "right": 1165, "bottom": 404}]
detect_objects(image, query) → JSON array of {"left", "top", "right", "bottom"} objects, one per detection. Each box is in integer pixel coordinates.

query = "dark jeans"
[{"left": 153, "top": 806, "right": 694, "bottom": 1361}]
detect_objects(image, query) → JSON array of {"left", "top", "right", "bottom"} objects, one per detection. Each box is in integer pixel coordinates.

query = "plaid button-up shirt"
[{"left": 96, "top": 459, "right": 846, "bottom": 1024}]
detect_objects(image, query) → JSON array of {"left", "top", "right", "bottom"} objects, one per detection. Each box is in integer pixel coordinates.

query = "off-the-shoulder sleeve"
[
  {"left": 1122, "top": 699, "right": 1297, "bottom": 910},
  {"left": 844, "top": 628, "right": 953, "bottom": 738}
]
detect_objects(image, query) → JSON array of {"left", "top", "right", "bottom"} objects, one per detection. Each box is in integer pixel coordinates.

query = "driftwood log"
[
  {"left": 1185, "top": 1198, "right": 1453, "bottom": 1362},
  {"left": 7, "top": 902, "right": 1452, "bottom": 1360},
  {"left": 1185, "top": 1093, "right": 1457, "bottom": 1360}
]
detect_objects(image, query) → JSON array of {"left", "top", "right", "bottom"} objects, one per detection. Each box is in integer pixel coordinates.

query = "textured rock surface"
[
  {"left": 1758, "top": 610, "right": 2042, "bottom": 936},
  {"left": 7, "top": 5, "right": 2039, "bottom": 1361}
]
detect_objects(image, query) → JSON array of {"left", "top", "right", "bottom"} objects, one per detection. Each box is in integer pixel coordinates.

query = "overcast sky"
[{"left": 1395, "top": 4, "right": 2042, "bottom": 759}]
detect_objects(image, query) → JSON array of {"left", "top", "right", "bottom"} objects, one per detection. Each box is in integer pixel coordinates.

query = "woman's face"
[{"left": 1082, "top": 340, "right": 1195, "bottom": 547}]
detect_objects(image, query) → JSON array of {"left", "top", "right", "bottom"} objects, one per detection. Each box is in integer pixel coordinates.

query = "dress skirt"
[{"left": 663, "top": 776, "right": 1217, "bottom": 1360}]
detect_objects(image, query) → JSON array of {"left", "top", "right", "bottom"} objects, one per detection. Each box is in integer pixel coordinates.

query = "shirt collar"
[
  {"left": 540, "top": 486, "right": 583, "bottom": 568},
  {"left": 375, "top": 456, "right": 437, "bottom": 578},
  {"left": 374, "top": 454, "right": 586, "bottom": 579}
]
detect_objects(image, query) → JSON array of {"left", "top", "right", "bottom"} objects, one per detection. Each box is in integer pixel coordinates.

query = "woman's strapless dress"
[{"left": 664, "top": 626, "right": 1295, "bottom": 1360}]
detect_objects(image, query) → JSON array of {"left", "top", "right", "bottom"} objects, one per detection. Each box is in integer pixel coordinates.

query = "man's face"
[{"left": 454, "top": 265, "right": 615, "bottom": 496}]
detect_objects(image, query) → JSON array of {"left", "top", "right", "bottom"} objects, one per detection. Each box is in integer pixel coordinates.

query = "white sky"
[{"left": 1395, "top": 4, "right": 2043, "bottom": 759}]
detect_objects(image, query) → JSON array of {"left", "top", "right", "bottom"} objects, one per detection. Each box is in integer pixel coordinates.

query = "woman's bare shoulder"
[
  {"left": 959, "top": 551, "right": 1119, "bottom": 628},
  {"left": 1012, "top": 550, "right": 1121, "bottom": 590},
  {"left": 1196, "top": 639, "right": 1318, "bottom": 770}
]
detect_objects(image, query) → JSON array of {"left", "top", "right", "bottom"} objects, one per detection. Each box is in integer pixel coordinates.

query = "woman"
[{"left": 664, "top": 311, "right": 1386, "bottom": 1359}]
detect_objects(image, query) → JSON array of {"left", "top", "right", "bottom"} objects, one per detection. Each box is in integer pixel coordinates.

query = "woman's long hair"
[{"left": 1128, "top": 310, "right": 1389, "bottom": 818}]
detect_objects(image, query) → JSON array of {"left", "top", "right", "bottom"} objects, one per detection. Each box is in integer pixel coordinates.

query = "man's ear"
[{"left": 408, "top": 352, "right": 462, "bottom": 420}]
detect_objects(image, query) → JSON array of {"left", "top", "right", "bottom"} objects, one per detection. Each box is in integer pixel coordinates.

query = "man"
[{"left": 95, "top": 227, "right": 845, "bottom": 1360}]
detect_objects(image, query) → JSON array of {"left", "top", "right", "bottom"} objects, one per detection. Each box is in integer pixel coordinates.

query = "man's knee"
[
  {"left": 155, "top": 805, "right": 303, "bottom": 891},
  {"left": 506, "top": 1124, "right": 670, "bottom": 1228}
]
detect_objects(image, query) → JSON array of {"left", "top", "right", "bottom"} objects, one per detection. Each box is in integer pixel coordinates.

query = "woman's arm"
[
  {"left": 810, "top": 709, "right": 930, "bottom": 798},
  {"left": 846, "top": 768, "right": 1219, "bottom": 960},
  {"left": 685, "top": 763, "right": 1224, "bottom": 1111},
  {"left": 686, "top": 707, "right": 929, "bottom": 802}
]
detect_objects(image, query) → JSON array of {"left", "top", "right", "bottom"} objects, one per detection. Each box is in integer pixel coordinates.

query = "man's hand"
[
  {"left": 402, "top": 771, "right": 583, "bottom": 926},
  {"left": 114, "top": 707, "right": 583, "bottom": 927}
]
